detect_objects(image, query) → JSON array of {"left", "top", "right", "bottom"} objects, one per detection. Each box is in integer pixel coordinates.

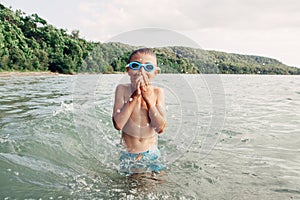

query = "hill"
[{"left": 1, "top": 4, "right": 299, "bottom": 75}]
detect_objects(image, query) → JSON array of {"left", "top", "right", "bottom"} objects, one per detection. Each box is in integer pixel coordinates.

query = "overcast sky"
[{"left": 2, "top": 0, "right": 300, "bottom": 67}]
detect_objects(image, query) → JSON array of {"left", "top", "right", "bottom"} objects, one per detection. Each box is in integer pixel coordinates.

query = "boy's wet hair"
[{"left": 128, "top": 48, "right": 156, "bottom": 63}]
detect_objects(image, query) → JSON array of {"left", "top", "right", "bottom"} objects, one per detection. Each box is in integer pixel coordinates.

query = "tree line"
[{"left": 1, "top": 4, "right": 299, "bottom": 75}]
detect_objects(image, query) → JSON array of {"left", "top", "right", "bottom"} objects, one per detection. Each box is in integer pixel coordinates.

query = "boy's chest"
[
  {"left": 133, "top": 99, "right": 148, "bottom": 111},
  {"left": 131, "top": 99, "right": 149, "bottom": 117}
]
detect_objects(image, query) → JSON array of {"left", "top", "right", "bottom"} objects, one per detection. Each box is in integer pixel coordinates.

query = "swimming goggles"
[{"left": 127, "top": 62, "right": 157, "bottom": 72}]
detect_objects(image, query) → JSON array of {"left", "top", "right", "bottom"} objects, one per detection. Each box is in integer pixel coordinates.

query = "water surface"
[{"left": 0, "top": 74, "right": 299, "bottom": 199}]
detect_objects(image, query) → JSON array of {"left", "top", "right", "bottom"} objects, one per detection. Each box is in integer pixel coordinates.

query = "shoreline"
[
  {"left": 0, "top": 71, "right": 127, "bottom": 77},
  {"left": 0, "top": 71, "right": 68, "bottom": 77},
  {"left": 1, "top": 71, "right": 299, "bottom": 77}
]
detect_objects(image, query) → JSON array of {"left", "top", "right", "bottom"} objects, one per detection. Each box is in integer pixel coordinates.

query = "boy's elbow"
[
  {"left": 156, "top": 121, "right": 166, "bottom": 134},
  {"left": 112, "top": 117, "right": 122, "bottom": 130},
  {"left": 157, "top": 128, "right": 164, "bottom": 134}
]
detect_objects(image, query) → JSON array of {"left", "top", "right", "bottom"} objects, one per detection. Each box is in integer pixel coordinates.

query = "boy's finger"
[
  {"left": 140, "top": 77, "right": 145, "bottom": 86},
  {"left": 135, "top": 78, "right": 142, "bottom": 91},
  {"left": 142, "top": 73, "right": 150, "bottom": 85},
  {"left": 141, "top": 86, "right": 147, "bottom": 92},
  {"left": 137, "top": 81, "right": 141, "bottom": 94}
]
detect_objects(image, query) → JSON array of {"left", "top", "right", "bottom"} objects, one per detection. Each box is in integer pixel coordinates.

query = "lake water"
[{"left": 0, "top": 74, "right": 299, "bottom": 199}]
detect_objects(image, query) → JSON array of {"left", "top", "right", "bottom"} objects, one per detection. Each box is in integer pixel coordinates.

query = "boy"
[{"left": 112, "top": 48, "right": 166, "bottom": 175}]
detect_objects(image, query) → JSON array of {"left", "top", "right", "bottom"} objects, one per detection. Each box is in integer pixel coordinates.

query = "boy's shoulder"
[
  {"left": 116, "top": 83, "right": 131, "bottom": 90},
  {"left": 115, "top": 83, "right": 131, "bottom": 96},
  {"left": 153, "top": 86, "right": 164, "bottom": 95}
]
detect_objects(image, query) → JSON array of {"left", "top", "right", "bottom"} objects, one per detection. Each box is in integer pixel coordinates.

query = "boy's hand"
[
  {"left": 131, "top": 72, "right": 142, "bottom": 97},
  {"left": 140, "top": 71, "right": 151, "bottom": 91},
  {"left": 140, "top": 72, "right": 156, "bottom": 107},
  {"left": 141, "top": 86, "right": 155, "bottom": 107}
]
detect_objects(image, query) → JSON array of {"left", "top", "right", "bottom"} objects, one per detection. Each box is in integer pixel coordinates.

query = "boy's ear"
[
  {"left": 126, "top": 66, "right": 129, "bottom": 72},
  {"left": 154, "top": 67, "right": 160, "bottom": 75}
]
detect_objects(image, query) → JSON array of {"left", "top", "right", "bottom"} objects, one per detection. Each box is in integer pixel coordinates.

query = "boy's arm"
[
  {"left": 147, "top": 88, "right": 166, "bottom": 133},
  {"left": 112, "top": 85, "right": 140, "bottom": 130}
]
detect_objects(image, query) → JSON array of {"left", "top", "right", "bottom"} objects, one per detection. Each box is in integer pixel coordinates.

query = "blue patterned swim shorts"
[{"left": 119, "top": 147, "right": 164, "bottom": 175}]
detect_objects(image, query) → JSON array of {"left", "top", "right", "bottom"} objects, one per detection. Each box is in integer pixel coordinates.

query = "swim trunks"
[{"left": 119, "top": 147, "right": 164, "bottom": 175}]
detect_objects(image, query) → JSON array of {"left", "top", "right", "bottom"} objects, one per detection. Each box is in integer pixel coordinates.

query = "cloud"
[
  {"left": 77, "top": 0, "right": 200, "bottom": 40},
  {"left": 77, "top": 0, "right": 300, "bottom": 39},
  {"left": 178, "top": 0, "right": 300, "bottom": 29}
]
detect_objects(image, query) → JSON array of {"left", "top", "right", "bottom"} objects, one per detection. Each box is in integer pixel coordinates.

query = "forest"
[{"left": 1, "top": 4, "right": 299, "bottom": 75}]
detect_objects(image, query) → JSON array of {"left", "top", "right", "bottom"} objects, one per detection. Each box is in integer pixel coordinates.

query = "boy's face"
[{"left": 126, "top": 53, "right": 158, "bottom": 81}]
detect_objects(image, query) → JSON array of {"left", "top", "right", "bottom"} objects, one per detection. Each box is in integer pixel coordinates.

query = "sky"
[{"left": 2, "top": 0, "right": 300, "bottom": 67}]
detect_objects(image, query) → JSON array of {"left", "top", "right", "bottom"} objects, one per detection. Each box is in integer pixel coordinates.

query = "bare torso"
[{"left": 121, "top": 84, "right": 157, "bottom": 153}]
